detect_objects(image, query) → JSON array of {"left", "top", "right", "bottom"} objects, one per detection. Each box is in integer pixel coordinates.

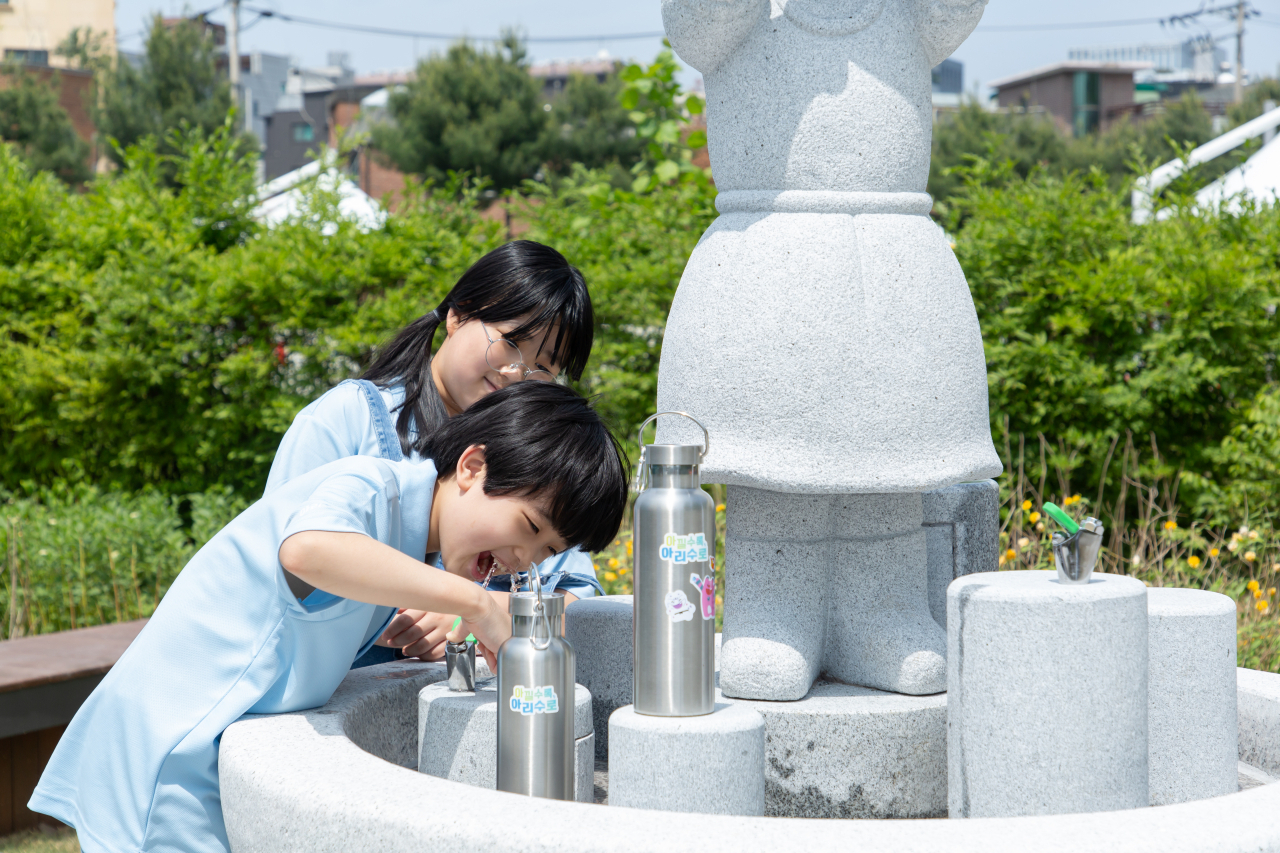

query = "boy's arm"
[
  {"left": 380, "top": 587, "right": 580, "bottom": 660},
  {"left": 279, "top": 531, "right": 511, "bottom": 653}
]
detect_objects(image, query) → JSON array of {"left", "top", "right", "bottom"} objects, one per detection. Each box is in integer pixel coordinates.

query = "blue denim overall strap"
[{"left": 353, "top": 379, "right": 405, "bottom": 463}]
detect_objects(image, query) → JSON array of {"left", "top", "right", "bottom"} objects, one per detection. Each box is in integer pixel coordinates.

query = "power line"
[
  {"left": 237, "top": 6, "right": 666, "bottom": 43},
  {"left": 976, "top": 16, "right": 1167, "bottom": 32}
]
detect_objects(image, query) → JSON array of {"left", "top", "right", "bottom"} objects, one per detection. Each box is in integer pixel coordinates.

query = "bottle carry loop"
[
  {"left": 632, "top": 411, "right": 711, "bottom": 494},
  {"left": 528, "top": 564, "right": 552, "bottom": 651}
]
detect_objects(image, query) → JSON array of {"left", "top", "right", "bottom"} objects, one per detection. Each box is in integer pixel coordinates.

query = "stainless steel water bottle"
[
  {"left": 496, "top": 586, "right": 575, "bottom": 800},
  {"left": 632, "top": 411, "right": 716, "bottom": 717}
]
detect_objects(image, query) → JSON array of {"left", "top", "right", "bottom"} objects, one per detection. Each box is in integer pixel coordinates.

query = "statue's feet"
[
  {"left": 719, "top": 636, "right": 820, "bottom": 701},
  {"left": 822, "top": 607, "right": 947, "bottom": 695}
]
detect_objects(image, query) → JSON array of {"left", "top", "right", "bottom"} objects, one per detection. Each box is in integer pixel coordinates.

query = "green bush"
[{"left": 1, "top": 484, "right": 246, "bottom": 638}]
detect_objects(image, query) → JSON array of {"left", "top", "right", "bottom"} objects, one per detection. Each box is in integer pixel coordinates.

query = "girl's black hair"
[
  {"left": 424, "top": 382, "right": 628, "bottom": 554},
  {"left": 361, "top": 240, "right": 594, "bottom": 456}
]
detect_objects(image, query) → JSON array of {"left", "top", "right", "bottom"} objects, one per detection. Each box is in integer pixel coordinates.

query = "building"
[
  {"left": 1069, "top": 38, "right": 1226, "bottom": 85},
  {"left": 0, "top": 0, "right": 115, "bottom": 67},
  {"left": 528, "top": 57, "right": 616, "bottom": 100},
  {"left": 990, "top": 61, "right": 1149, "bottom": 137},
  {"left": 931, "top": 58, "right": 963, "bottom": 117},
  {"left": 261, "top": 52, "right": 371, "bottom": 180}
]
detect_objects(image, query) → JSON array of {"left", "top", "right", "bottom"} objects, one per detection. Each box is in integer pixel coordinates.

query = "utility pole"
[
  {"left": 228, "top": 0, "right": 241, "bottom": 113},
  {"left": 1235, "top": 0, "right": 1245, "bottom": 104}
]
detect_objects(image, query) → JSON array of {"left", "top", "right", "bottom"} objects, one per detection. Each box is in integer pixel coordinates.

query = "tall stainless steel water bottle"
[
  {"left": 632, "top": 411, "right": 716, "bottom": 717},
  {"left": 496, "top": 584, "right": 575, "bottom": 800}
]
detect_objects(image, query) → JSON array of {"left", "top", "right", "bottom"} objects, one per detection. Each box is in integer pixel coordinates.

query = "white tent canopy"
[
  {"left": 1133, "top": 105, "right": 1280, "bottom": 222},
  {"left": 253, "top": 151, "right": 386, "bottom": 233}
]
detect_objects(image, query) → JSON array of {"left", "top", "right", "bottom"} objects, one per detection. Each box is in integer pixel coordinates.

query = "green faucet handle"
[
  {"left": 1042, "top": 502, "right": 1080, "bottom": 536},
  {"left": 450, "top": 616, "right": 477, "bottom": 644}
]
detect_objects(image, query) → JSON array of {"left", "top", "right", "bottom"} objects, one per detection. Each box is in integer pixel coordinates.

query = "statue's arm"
[
  {"left": 661, "top": 0, "right": 768, "bottom": 75},
  {"left": 918, "top": 0, "right": 988, "bottom": 68}
]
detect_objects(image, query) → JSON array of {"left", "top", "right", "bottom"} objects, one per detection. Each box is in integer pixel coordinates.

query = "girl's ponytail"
[{"left": 361, "top": 303, "right": 451, "bottom": 455}]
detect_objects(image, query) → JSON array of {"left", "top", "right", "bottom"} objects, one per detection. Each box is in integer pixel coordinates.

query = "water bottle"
[
  {"left": 496, "top": 582, "right": 575, "bottom": 800},
  {"left": 632, "top": 411, "right": 716, "bottom": 717}
]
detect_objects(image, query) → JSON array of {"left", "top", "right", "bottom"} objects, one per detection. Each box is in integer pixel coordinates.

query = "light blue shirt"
[
  {"left": 31, "top": 456, "right": 435, "bottom": 853},
  {"left": 264, "top": 380, "right": 602, "bottom": 597}
]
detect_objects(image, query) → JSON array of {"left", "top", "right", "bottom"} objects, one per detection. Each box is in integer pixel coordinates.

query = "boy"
[{"left": 30, "top": 382, "right": 627, "bottom": 853}]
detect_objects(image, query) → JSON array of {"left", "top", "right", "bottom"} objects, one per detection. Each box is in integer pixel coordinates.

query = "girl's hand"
[{"left": 380, "top": 609, "right": 456, "bottom": 661}]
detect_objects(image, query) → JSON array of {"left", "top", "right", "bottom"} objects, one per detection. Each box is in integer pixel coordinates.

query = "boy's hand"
[
  {"left": 379, "top": 610, "right": 455, "bottom": 661},
  {"left": 449, "top": 592, "right": 510, "bottom": 673}
]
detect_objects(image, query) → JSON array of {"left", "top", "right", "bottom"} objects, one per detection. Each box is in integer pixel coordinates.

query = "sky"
[{"left": 113, "top": 0, "right": 1280, "bottom": 97}]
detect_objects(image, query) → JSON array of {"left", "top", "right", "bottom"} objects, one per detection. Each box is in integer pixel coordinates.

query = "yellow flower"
[
  {"left": 1248, "top": 580, "right": 1260, "bottom": 592},
  {"left": 604, "top": 572, "right": 618, "bottom": 582},
  {"left": 1036, "top": 522, "right": 1045, "bottom": 531},
  {"left": 1210, "top": 548, "right": 1220, "bottom": 557},
  {"left": 593, "top": 563, "right": 600, "bottom": 571},
  {"left": 1017, "top": 537, "right": 1030, "bottom": 548},
  {"left": 626, "top": 540, "right": 633, "bottom": 556},
  {"left": 1228, "top": 540, "right": 1240, "bottom": 552},
  {"left": 619, "top": 567, "right": 629, "bottom": 575},
  {"left": 1163, "top": 520, "right": 1178, "bottom": 531},
  {"left": 1004, "top": 548, "right": 1017, "bottom": 561},
  {"left": 614, "top": 540, "right": 620, "bottom": 546},
  {"left": 998, "top": 555, "right": 1008, "bottom": 566},
  {"left": 1249, "top": 530, "right": 1260, "bottom": 540},
  {"left": 1257, "top": 600, "right": 1269, "bottom": 613},
  {"left": 715, "top": 503, "right": 726, "bottom": 513},
  {"left": 1028, "top": 512, "right": 1041, "bottom": 524},
  {"left": 1254, "top": 589, "right": 1264, "bottom": 599},
  {"left": 1070, "top": 494, "right": 1082, "bottom": 505},
  {"left": 1270, "top": 588, "right": 1277, "bottom": 597},
  {"left": 1021, "top": 500, "right": 1033, "bottom": 512},
  {"left": 1245, "top": 551, "right": 1257, "bottom": 563},
  {"left": 1187, "top": 555, "right": 1201, "bottom": 569},
  {"left": 1231, "top": 532, "right": 1242, "bottom": 542},
  {"left": 608, "top": 558, "right": 619, "bottom": 569}
]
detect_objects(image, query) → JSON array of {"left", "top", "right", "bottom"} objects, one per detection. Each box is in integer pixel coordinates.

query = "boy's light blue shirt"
[
  {"left": 30, "top": 456, "right": 435, "bottom": 853},
  {"left": 264, "top": 380, "right": 602, "bottom": 597}
]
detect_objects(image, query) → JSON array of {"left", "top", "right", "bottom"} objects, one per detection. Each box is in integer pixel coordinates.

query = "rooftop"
[{"left": 990, "top": 61, "right": 1153, "bottom": 90}]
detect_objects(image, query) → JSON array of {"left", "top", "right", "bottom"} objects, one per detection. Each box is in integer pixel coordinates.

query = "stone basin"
[{"left": 220, "top": 662, "right": 1280, "bottom": 853}]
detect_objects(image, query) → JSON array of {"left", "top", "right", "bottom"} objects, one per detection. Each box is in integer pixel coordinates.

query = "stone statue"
[{"left": 656, "top": 0, "right": 1000, "bottom": 698}]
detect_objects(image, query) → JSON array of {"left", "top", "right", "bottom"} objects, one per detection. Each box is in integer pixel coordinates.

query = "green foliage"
[
  {"left": 95, "top": 15, "right": 243, "bottom": 167},
  {"left": 374, "top": 35, "right": 549, "bottom": 191},
  {"left": 618, "top": 44, "right": 707, "bottom": 193},
  {"left": 1227, "top": 77, "right": 1280, "bottom": 127},
  {"left": 947, "top": 157, "right": 1280, "bottom": 513},
  {"left": 0, "top": 124, "right": 504, "bottom": 497},
  {"left": 1, "top": 484, "right": 247, "bottom": 638},
  {"left": 1187, "top": 388, "right": 1280, "bottom": 528},
  {"left": 540, "top": 71, "right": 643, "bottom": 176},
  {"left": 0, "top": 65, "right": 91, "bottom": 184},
  {"left": 930, "top": 93, "right": 1217, "bottom": 205},
  {"left": 518, "top": 166, "right": 717, "bottom": 450}
]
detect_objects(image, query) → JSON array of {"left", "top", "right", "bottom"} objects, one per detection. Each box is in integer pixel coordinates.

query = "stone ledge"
[{"left": 221, "top": 663, "right": 1280, "bottom": 853}]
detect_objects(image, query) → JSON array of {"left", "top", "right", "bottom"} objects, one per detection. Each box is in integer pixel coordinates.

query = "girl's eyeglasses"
[{"left": 482, "top": 323, "right": 562, "bottom": 384}]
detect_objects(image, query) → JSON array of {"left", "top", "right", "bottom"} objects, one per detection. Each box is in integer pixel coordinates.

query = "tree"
[
  {"left": 373, "top": 35, "right": 548, "bottom": 191},
  {"left": 540, "top": 71, "right": 643, "bottom": 176},
  {"left": 618, "top": 44, "right": 707, "bottom": 193},
  {"left": 95, "top": 15, "right": 239, "bottom": 166},
  {"left": 0, "top": 65, "right": 91, "bottom": 184}
]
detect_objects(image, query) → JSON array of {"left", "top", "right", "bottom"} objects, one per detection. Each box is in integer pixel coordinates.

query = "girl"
[
  {"left": 265, "top": 240, "right": 602, "bottom": 662},
  {"left": 30, "top": 383, "right": 629, "bottom": 853}
]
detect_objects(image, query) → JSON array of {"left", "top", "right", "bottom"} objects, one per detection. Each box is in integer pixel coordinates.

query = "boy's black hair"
[
  {"left": 361, "top": 240, "right": 594, "bottom": 457},
  {"left": 423, "top": 382, "right": 628, "bottom": 554}
]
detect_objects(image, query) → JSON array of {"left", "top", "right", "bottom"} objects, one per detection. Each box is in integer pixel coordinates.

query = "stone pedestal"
[
  {"left": 726, "top": 682, "right": 946, "bottom": 818},
  {"left": 947, "top": 571, "right": 1149, "bottom": 818},
  {"left": 565, "top": 595, "right": 633, "bottom": 760},
  {"left": 609, "top": 703, "right": 765, "bottom": 815},
  {"left": 417, "top": 679, "right": 594, "bottom": 803},
  {"left": 923, "top": 480, "right": 1000, "bottom": 629},
  {"left": 1148, "top": 587, "right": 1239, "bottom": 805}
]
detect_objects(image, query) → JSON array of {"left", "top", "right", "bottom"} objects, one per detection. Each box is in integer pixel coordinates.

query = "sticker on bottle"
[
  {"left": 664, "top": 589, "right": 696, "bottom": 622},
  {"left": 510, "top": 685, "right": 560, "bottom": 715},
  {"left": 690, "top": 570, "right": 715, "bottom": 620},
  {"left": 660, "top": 532, "right": 709, "bottom": 565}
]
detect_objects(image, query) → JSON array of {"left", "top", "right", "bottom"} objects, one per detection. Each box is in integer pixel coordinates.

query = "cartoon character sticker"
[
  {"left": 664, "top": 589, "right": 696, "bottom": 622},
  {"left": 660, "top": 532, "right": 709, "bottom": 565},
  {"left": 510, "top": 685, "right": 560, "bottom": 715},
  {"left": 689, "top": 569, "right": 716, "bottom": 620}
]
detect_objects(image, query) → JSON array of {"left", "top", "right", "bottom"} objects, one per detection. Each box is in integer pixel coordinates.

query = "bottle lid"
[
  {"left": 509, "top": 591, "right": 565, "bottom": 617},
  {"left": 643, "top": 444, "right": 702, "bottom": 466}
]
